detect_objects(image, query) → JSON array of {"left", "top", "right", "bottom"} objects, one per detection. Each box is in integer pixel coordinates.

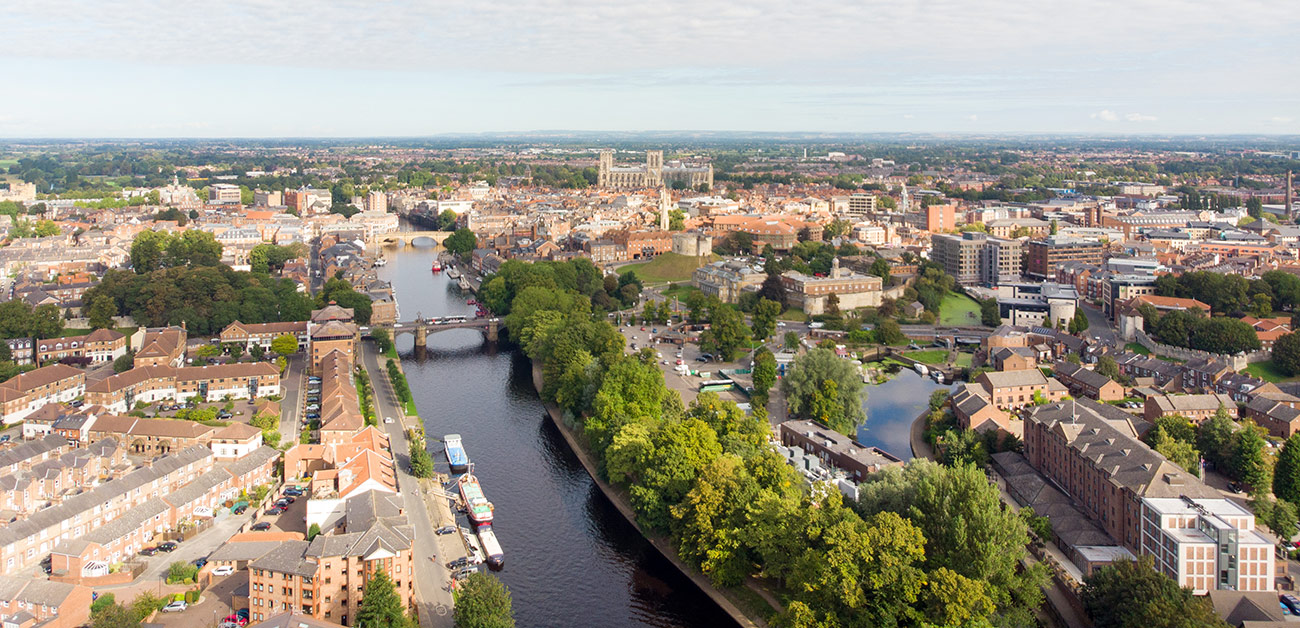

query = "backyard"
[{"left": 938, "top": 293, "right": 981, "bottom": 326}]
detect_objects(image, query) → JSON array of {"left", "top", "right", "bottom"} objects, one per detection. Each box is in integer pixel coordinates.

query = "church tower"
[
  {"left": 659, "top": 187, "right": 671, "bottom": 231},
  {"left": 646, "top": 150, "right": 664, "bottom": 187},
  {"left": 597, "top": 150, "right": 614, "bottom": 188}
]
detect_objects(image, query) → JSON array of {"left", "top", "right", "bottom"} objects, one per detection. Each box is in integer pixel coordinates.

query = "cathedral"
[{"left": 597, "top": 150, "right": 713, "bottom": 190}]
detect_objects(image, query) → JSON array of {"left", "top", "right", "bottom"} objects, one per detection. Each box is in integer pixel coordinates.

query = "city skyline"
[{"left": 4, "top": 0, "right": 1297, "bottom": 137}]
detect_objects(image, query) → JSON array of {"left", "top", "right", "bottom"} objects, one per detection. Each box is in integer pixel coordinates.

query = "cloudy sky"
[{"left": 2, "top": 0, "right": 1296, "bottom": 137}]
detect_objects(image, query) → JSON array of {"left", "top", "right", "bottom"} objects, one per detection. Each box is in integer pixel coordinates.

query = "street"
[
  {"left": 359, "top": 342, "right": 458, "bottom": 628},
  {"left": 279, "top": 355, "right": 306, "bottom": 444}
]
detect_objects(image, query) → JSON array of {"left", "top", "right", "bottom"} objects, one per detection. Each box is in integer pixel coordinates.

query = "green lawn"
[
  {"left": 660, "top": 283, "right": 700, "bottom": 301},
  {"left": 777, "top": 307, "right": 807, "bottom": 322},
  {"left": 938, "top": 293, "right": 981, "bottom": 326},
  {"left": 904, "top": 349, "right": 949, "bottom": 365},
  {"left": 1245, "top": 360, "right": 1296, "bottom": 383},
  {"left": 617, "top": 252, "right": 719, "bottom": 283},
  {"left": 403, "top": 400, "right": 418, "bottom": 416},
  {"left": 954, "top": 352, "right": 973, "bottom": 368},
  {"left": 1125, "top": 342, "right": 1151, "bottom": 355}
]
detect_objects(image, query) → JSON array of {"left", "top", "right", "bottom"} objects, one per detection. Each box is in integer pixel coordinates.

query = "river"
[
  {"left": 855, "top": 370, "right": 947, "bottom": 461},
  {"left": 375, "top": 240, "right": 736, "bottom": 627}
]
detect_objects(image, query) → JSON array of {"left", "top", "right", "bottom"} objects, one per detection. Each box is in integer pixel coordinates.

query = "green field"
[
  {"left": 938, "top": 293, "right": 982, "bottom": 326},
  {"left": 617, "top": 252, "right": 719, "bottom": 283},
  {"left": 777, "top": 307, "right": 807, "bottom": 322},
  {"left": 954, "top": 352, "right": 973, "bottom": 368},
  {"left": 1125, "top": 342, "right": 1151, "bottom": 355},
  {"left": 904, "top": 349, "right": 949, "bottom": 365},
  {"left": 1245, "top": 360, "right": 1295, "bottom": 383},
  {"left": 660, "top": 283, "right": 700, "bottom": 301}
]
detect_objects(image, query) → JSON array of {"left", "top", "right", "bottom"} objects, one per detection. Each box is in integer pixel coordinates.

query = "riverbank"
[{"left": 531, "top": 362, "right": 773, "bottom": 628}]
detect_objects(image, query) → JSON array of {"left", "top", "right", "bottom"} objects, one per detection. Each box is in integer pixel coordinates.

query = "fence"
[{"left": 1134, "top": 330, "right": 1270, "bottom": 371}]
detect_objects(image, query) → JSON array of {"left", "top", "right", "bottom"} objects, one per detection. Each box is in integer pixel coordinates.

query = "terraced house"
[
  {"left": 85, "top": 362, "right": 281, "bottom": 413},
  {"left": 0, "top": 364, "right": 86, "bottom": 425},
  {"left": 219, "top": 320, "right": 309, "bottom": 352},
  {"left": 34, "top": 328, "right": 127, "bottom": 364}
]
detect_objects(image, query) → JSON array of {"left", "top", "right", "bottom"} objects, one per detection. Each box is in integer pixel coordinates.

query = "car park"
[
  {"left": 212, "top": 565, "right": 235, "bottom": 576},
  {"left": 163, "top": 601, "right": 187, "bottom": 613},
  {"left": 251, "top": 522, "right": 272, "bottom": 531}
]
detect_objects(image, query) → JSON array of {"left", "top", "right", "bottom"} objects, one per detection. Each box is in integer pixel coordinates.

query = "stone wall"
[{"left": 1134, "top": 330, "right": 1269, "bottom": 371}]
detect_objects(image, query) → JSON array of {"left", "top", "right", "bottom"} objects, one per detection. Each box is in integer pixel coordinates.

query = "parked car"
[
  {"left": 222, "top": 613, "right": 248, "bottom": 626},
  {"left": 251, "top": 522, "right": 272, "bottom": 531},
  {"left": 446, "top": 557, "right": 470, "bottom": 569},
  {"left": 384, "top": 417, "right": 394, "bottom": 424},
  {"left": 232, "top": 505, "right": 248, "bottom": 515},
  {"left": 305, "top": 404, "right": 319, "bottom": 411},
  {"left": 306, "top": 413, "right": 320, "bottom": 419},
  {"left": 212, "top": 565, "right": 235, "bottom": 576},
  {"left": 157, "top": 542, "right": 178, "bottom": 552},
  {"left": 284, "top": 487, "right": 303, "bottom": 496},
  {"left": 435, "top": 525, "right": 457, "bottom": 535},
  {"left": 266, "top": 506, "right": 284, "bottom": 515},
  {"left": 454, "top": 566, "right": 479, "bottom": 580},
  {"left": 1228, "top": 482, "right": 1244, "bottom": 494},
  {"left": 163, "top": 601, "right": 187, "bottom": 613},
  {"left": 139, "top": 547, "right": 158, "bottom": 556},
  {"left": 0, "top": 435, "right": 9, "bottom": 443},
  {"left": 193, "top": 557, "right": 207, "bottom": 568},
  {"left": 695, "top": 356, "right": 708, "bottom": 363}
]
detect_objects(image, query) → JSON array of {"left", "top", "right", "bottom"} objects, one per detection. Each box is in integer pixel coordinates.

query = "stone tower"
[
  {"left": 597, "top": 150, "right": 614, "bottom": 188},
  {"left": 646, "top": 150, "right": 664, "bottom": 187},
  {"left": 659, "top": 187, "right": 671, "bottom": 231}
]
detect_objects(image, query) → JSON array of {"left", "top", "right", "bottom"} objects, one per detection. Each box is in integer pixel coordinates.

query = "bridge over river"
[{"left": 380, "top": 316, "right": 500, "bottom": 347}]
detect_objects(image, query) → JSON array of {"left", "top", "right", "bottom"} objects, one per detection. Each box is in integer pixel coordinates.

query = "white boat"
[
  {"left": 373, "top": 257, "right": 387, "bottom": 267},
  {"left": 931, "top": 370, "right": 944, "bottom": 384},
  {"left": 914, "top": 363, "right": 928, "bottom": 376},
  {"left": 477, "top": 527, "right": 504, "bottom": 568}
]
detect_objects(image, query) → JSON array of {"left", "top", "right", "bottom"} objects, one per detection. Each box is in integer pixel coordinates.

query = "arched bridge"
[
  {"left": 370, "top": 230, "right": 453, "bottom": 248},
  {"left": 385, "top": 317, "right": 499, "bottom": 347}
]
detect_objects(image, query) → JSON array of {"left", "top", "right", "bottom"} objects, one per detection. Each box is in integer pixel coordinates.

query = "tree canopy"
[
  {"left": 354, "top": 568, "right": 412, "bottom": 628},
  {"left": 454, "top": 572, "right": 515, "bottom": 628},
  {"left": 1081, "top": 557, "right": 1226, "bottom": 628},
  {"left": 780, "top": 347, "right": 866, "bottom": 434}
]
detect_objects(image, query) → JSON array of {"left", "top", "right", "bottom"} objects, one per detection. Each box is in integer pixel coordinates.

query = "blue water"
[{"left": 855, "top": 370, "right": 947, "bottom": 460}]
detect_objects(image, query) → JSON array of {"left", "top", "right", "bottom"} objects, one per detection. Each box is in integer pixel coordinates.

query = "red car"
[{"left": 223, "top": 614, "right": 249, "bottom": 627}]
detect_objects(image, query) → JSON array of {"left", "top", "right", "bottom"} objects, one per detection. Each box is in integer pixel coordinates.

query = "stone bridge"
[
  {"left": 385, "top": 317, "right": 499, "bottom": 347},
  {"left": 369, "top": 230, "right": 453, "bottom": 248}
]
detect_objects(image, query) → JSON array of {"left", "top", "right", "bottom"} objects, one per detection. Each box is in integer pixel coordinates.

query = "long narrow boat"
[
  {"left": 444, "top": 434, "right": 469, "bottom": 474},
  {"left": 459, "top": 473, "right": 495, "bottom": 527},
  {"left": 477, "top": 527, "right": 504, "bottom": 568}
]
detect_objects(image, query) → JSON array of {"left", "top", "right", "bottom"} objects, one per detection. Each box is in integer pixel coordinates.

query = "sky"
[{"left": 1, "top": 0, "right": 1297, "bottom": 138}]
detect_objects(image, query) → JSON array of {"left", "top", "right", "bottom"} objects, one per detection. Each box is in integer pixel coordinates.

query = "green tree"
[
  {"left": 91, "top": 602, "right": 140, "bottom": 628},
  {"left": 271, "top": 333, "right": 299, "bottom": 355},
  {"left": 354, "top": 568, "right": 412, "bottom": 628},
  {"left": 1274, "top": 332, "right": 1300, "bottom": 376},
  {"left": 1150, "top": 426, "right": 1201, "bottom": 477},
  {"left": 751, "top": 297, "right": 780, "bottom": 341},
  {"left": 781, "top": 347, "right": 866, "bottom": 434},
  {"left": 1232, "top": 421, "right": 1272, "bottom": 491},
  {"left": 371, "top": 327, "right": 394, "bottom": 355},
  {"left": 751, "top": 347, "right": 777, "bottom": 405},
  {"left": 444, "top": 228, "right": 478, "bottom": 256},
  {"left": 875, "top": 319, "right": 906, "bottom": 345},
  {"left": 1094, "top": 355, "right": 1122, "bottom": 381},
  {"left": 1198, "top": 406, "right": 1236, "bottom": 470},
  {"left": 783, "top": 331, "right": 799, "bottom": 351},
  {"left": 869, "top": 257, "right": 891, "bottom": 284},
  {"left": 1081, "top": 557, "right": 1227, "bottom": 628},
  {"left": 979, "top": 298, "right": 1001, "bottom": 327},
  {"left": 701, "top": 303, "right": 749, "bottom": 361},
  {"left": 1069, "top": 309, "right": 1089, "bottom": 334},
  {"left": 87, "top": 295, "right": 117, "bottom": 330},
  {"left": 453, "top": 572, "right": 515, "bottom": 628},
  {"left": 1275, "top": 434, "right": 1300, "bottom": 504},
  {"left": 308, "top": 523, "right": 321, "bottom": 540}
]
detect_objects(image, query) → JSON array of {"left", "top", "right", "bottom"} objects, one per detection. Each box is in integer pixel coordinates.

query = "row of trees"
[
  {"left": 1137, "top": 305, "right": 1261, "bottom": 355},
  {"left": 501, "top": 262, "right": 1044, "bottom": 627},
  {"left": 386, "top": 359, "right": 413, "bottom": 407},
  {"left": 1154, "top": 269, "right": 1300, "bottom": 319},
  {"left": 480, "top": 257, "right": 642, "bottom": 317}
]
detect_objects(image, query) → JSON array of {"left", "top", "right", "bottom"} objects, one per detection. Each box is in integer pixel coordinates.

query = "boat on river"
[
  {"left": 431, "top": 260, "right": 443, "bottom": 272},
  {"left": 459, "top": 473, "right": 495, "bottom": 527},
  {"left": 477, "top": 527, "right": 505, "bottom": 568},
  {"left": 913, "top": 363, "right": 928, "bottom": 376},
  {"left": 444, "top": 434, "right": 469, "bottom": 473}
]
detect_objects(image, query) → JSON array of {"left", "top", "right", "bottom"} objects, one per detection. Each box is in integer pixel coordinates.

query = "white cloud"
[
  {"left": 1124, "top": 113, "right": 1158, "bottom": 122},
  {"left": 1091, "top": 110, "right": 1119, "bottom": 122}
]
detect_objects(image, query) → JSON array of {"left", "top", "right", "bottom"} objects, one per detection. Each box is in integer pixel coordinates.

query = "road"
[
  {"left": 1078, "top": 304, "right": 1120, "bottom": 347},
  {"left": 279, "top": 356, "right": 306, "bottom": 444},
  {"left": 359, "top": 342, "right": 457, "bottom": 628}
]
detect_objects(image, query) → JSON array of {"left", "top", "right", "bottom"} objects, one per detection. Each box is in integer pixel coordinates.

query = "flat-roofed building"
[
  {"left": 930, "top": 232, "right": 1022, "bottom": 286},
  {"left": 1025, "top": 237, "right": 1106, "bottom": 280},
  {"left": 779, "top": 419, "right": 903, "bottom": 482},
  {"left": 1140, "top": 497, "right": 1274, "bottom": 594}
]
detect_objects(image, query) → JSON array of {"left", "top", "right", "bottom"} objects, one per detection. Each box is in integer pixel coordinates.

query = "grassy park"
[
  {"left": 938, "top": 293, "right": 981, "bottom": 326},
  {"left": 618, "top": 252, "right": 719, "bottom": 283}
]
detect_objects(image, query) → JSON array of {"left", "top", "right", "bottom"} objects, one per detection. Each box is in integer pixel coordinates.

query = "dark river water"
[
  {"left": 855, "top": 370, "right": 947, "bottom": 461},
  {"left": 373, "top": 228, "right": 947, "bottom": 625},
  {"left": 375, "top": 238, "right": 736, "bottom": 627}
]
